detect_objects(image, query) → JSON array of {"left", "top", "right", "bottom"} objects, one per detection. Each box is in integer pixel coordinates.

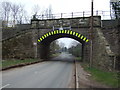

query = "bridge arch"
[
  {"left": 38, "top": 29, "right": 89, "bottom": 44},
  {"left": 37, "top": 29, "right": 89, "bottom": 60}
]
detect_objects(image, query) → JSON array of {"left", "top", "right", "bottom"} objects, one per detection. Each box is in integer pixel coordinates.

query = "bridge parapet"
[{"left": 31, "top": 16, "right": 101, "bottom": 29}]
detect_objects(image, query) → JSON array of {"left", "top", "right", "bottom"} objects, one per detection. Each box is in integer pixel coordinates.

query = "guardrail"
[{"left": 35, "top": 11, "right": 111, "bottom": 20}]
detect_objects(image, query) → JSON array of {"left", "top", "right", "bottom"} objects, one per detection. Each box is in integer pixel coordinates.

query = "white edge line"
[
  {"left": 0, "top": 84, "right": 10, "bottom": 89},
  {"left": 76, "top": 62, "right": 79, "bottom": 88}
]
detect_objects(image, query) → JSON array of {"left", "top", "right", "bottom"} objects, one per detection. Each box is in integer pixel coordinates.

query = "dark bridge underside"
[{"left": 38, "top": 33, "right": 88, "bottom": 59}]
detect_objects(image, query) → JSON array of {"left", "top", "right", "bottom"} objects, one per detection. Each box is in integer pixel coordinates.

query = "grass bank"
[
  {"left": 81, "top": 63, "right": 119, "bottom": 88},
  {"left": 1, "top": 59, "right": 41, "bottom": 69},
  {"left": 75, "top": 57, "right": 82, "bottom": 61},
  {"left": 51, "top": 53, "right": 60, "bottom": 57}
]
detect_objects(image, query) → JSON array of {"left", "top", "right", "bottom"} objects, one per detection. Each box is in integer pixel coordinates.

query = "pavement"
[
  {"left": 1, "top": 52, "right": 75, "bottom": 88},
  {"left": 76, "top": 61, "right": 110, "bottom": 88}
]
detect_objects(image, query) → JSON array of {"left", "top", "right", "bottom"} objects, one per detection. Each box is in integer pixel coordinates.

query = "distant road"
[{"left": 2, "top": 52, "right": 75, "bottom": 88}]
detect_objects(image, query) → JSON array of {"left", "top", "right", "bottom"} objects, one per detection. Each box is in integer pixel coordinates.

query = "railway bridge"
[{"left": 2, "top": 15, "right": 117, "bottom": 71}]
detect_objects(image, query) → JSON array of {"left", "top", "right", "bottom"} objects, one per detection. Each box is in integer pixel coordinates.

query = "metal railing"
[{"left": 35, "top": 11, "right": 112, "bottom": 20}]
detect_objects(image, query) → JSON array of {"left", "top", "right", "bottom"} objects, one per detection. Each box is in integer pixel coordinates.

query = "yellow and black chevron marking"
[{"left": 38, "top": 30, "right": 89, "bottom": 43}]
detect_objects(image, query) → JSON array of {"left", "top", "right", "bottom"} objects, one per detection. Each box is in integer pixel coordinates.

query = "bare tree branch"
[
  {"left": 32, "top": 4, "right": 40, "bottom": 15},
  {"left": 1, "top": 1, "right": 11, "bottom": 25},
  {"left": 17, "top": 4, "right": 27, "bottom": 24},
  {"left": 44, "top": 5, "right": 53, "bottom": 19}
]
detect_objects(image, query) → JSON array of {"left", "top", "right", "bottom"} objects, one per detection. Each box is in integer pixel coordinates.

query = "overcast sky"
[
  {"left": 3, "top": 0, "right": 110, "bottom": 14},
  {"left": 1, "top": 0, "right": 111, "bottom": 48}
]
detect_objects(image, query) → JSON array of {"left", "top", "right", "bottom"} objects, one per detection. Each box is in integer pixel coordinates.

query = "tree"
[
  {"left": 50, "top": 40, "right": 60, "bottom": 54},
  {"left": 17, "top": 4, "right": 27, "bottom": 24},
  {"left": 68, "top": 44, "right": 82, "bottom": 57},
  {"left": 110, "top": 0, "right": 120, "bottom": 19},
  {"left": 67, "top": 40, "right": 82, "bottom": 57},
  {"left": 44, "top": 5, "right": 53, "bottom": 19},
  {"left": 61, "top": 47, "right": 68, "bottom": 52},
  {"left": 59, "top": 42, "right": 65, "bottom": 48},
  {"left": 11, "top": 3, "right": 20, "bottom": 25},
  {"left": 1, "top": 1, "right": 29, "bottom": 26},
  {"left": 22, "top": 12, "right": 30, "bottom": 24},
  {"left": 32, "top": 4, "right": 40, "bottom": 15},
  {"left": 70, "top": 40, "right": 79, "bottom": 47},
  {"left": 31, "top": 4, "right": 54, "bottom": 19},
  {"left": 11, "top": 3, "right": 29, "bottom": 25},
  {"left": 1, "top": 1, "right": 11, "bottom": 25}
]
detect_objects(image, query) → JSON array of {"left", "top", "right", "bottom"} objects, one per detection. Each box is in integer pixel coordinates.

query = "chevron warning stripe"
[
  {"left": 73, "top": 32, "right": 75, "bottom": 35},
  {"left": 49, "top": 32, "right": 51, "bottom": 35},
  {"left": 80, "top": 35, "right": 84, "bottom": 39},
  {"left": 38, "top": 30, "right": 89, "bottom": 43},
  {"left": 76, "top": 33, "right": 79, "bottom": 36},
  {"left": 70, "top": 31, "right": 72, "bottom": 35},
  {"left": 83, "top": 37, "right": 86, "bottom": 41}
]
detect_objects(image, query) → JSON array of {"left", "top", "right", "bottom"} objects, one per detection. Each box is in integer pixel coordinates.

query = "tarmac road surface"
[{"left": 2, "top": 52, "right": 75, "bottom": 88}]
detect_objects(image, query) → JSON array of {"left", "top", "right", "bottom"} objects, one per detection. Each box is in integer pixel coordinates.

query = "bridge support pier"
[
  {"left": 32, "top": 29, "right": 38, "bottom": 59},
  {"left": 81, "top": 44, "right": 84, "bottom": 62},
  {"left": 39, "top": 43, "right": 50, "bottom": 60}
]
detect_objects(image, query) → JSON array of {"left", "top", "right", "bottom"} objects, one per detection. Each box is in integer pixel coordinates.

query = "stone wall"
[
  {"left": 101, "top": 19, "right": 120, "bottom": 70},
  {"left": 102, "top": 20, "right": 118, "bottom": 28},
  {"left": 2, "top": 31, "right": 36, "bottom": 60},
  {"left": 31, "top": 16, "right": 101, "bottom": 29},
  {"left": 92, "top": 28, "right": 116, "bottom": 71},
  {"left": 101, "top": 28, "right": 119, "bottom": 55},
  {"left": 2, "top": 24, "right": 31, "bottom": 40}
]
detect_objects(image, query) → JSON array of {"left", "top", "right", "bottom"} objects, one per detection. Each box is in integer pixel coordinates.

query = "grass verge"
[
  {"left": 75, "top": 57, "right": 81, "bottom": 61},
  {"left": 81, "top": 63, "right": 119, "bottom": 88},
  {"left": 2, "top": 59, "right": 41, "bottom": 69},
  {"left": 51, "top": 53, "right": 60, "bottom": 57}
]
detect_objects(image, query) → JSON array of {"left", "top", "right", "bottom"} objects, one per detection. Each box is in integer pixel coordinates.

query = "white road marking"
[{"left": 0, "top": 84, "right": 10, "bottom": 89}]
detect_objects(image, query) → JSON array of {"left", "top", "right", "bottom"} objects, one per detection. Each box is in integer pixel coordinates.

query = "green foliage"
[
  {"left": 61, "top": 47, "right": 68, "bottom": 52},
  {"left": 50, "top": 40, "right": 60, "bottom": 54},
  {"left": 68, "top": 44, "right": 82, "bottom": 57},
  {"left": 81, "top": 63, "right": 119, "bottom": 87},
  {"left": 51, "top": 53, "right": 60, "bottom": 57},
  {"left": 75, "top": 57, "right": 81, "bottom": 61}
]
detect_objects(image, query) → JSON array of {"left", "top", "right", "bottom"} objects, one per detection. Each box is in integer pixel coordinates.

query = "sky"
[
  {"left": 1, "top": 0, "right": 111, "bottom": 48},
  {"left": 3, "top": 0, "right": 110, "bottom": 14}
]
